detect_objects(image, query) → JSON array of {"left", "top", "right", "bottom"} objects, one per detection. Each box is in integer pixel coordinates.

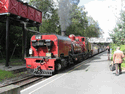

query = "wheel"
[
  {"left": 68, "top": 56, "right": 74, "bottom": 65},
  {"left": 55, "top": 63, "right": 61, "bottom": 71},
  {"left": 53, "top": 63, "right": 61, "bottom": 75}
]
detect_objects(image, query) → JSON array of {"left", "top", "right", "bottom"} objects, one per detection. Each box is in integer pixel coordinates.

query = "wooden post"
[
  {"left": 37, "top": 26, "right": 39, "bottom": 32},
  {"left": 25, "top": 28, "right": 27, "bottom": 59},
  {"left": 22, "top": 25, "right": 26, "bottom": 60},
  {"left": 5, "top": 17, "right": 10, "bottom": 67}
]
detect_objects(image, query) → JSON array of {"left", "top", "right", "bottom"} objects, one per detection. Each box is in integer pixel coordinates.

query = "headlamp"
[
  {"left": 45, "top": 40, "right": 51, "bottom": 42},
  {"left": 29, "top": 48, "right": 33, "bottom": 55},
  {"left": 35, "top": 35, "right": 41, "bottom": 39}
]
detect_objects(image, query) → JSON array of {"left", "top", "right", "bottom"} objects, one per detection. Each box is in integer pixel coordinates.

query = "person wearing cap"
[{"left": 113, "top": 47, "right": 124, "bottom": 76}]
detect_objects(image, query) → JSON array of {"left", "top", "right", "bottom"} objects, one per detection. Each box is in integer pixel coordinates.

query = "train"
[{"left": 25, "top": 34, "right": 106, "bottom": 76}]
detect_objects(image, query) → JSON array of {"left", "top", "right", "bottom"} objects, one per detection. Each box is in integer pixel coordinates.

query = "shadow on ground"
[
  {"left": 113, "top": 71, "right": 125, "bottom": 75},
  {"left": 59, "top": 52, "right": 107, "bottom": 74}
]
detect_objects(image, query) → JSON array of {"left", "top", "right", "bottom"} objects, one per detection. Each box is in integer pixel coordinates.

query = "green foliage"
[
  {"left": 112, "top": 44, "right": 125, "bottom": 56},
  {"left": 30, "top": 0, "right": 60, "bottom": 34},
  {"left": 121, "top": 62, "right": 125, "bottom": 69},
  {"left": 0, "top": 59, "right": 24, "bottom": 65},
  {"left": 110, "top": 43, "right": 118, "bottom": 61},
  {"left": 0, "top": 23, "right": 33, "bottom": 59},
  {"left": 0, "top": 70, "right": 13, "bottom": 81},
  {"left": 30, "top": 0, "right": 54, "bottom": 19},
  {"left": 110, "top": 43, "right": 118, "bottom": 54},
  {"left": 66, "top": 6, "right": 101, "bottom": 37},
  {"left": 0, "top": 70, "right": 28, "bottom": 82},
  {"left": 0, "top": 59, "right": 6, "bottom": 64},
  {"left": 110, "top": 12, "right": 125, "bottom": 62},
  {"left": 110, "top": 11, "right": 125, "bottom": 45},
  {"left": 120, "top": 45, "right": 125, "bottom": 65},
  {"left": 120, "top": 45, "right": 125, "bottom": 54}
]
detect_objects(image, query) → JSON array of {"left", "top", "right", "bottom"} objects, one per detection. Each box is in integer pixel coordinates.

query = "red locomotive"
[
  {"left": 75, "top": 36, "right": 93, "bottom": 58},
  {"left": 26, "top": 34, "right": 73, "bottom": 76},
  {"left": 25, "top": 34, "right": 102, "bottom": 76}
]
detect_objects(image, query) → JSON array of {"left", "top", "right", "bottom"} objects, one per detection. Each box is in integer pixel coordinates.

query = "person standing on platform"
[
  {"left": 113, "top": 47, "right": 124, "bottom": 76},
  {"left": 107, "top": 46, "right": 110, "bottom": 60}
]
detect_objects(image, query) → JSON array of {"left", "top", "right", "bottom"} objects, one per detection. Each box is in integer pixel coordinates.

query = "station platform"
[{"left": 20, "top": 51, "right": 125, "bottom": 94}]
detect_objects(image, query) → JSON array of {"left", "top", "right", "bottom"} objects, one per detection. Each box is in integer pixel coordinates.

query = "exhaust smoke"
[{"left": 58, "top": 0, "right": 73, "bottom": 35}]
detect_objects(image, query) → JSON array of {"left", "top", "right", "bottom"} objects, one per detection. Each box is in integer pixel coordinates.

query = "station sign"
[{"left": 88, "top": 38, "right": 113, "bottom": 43}]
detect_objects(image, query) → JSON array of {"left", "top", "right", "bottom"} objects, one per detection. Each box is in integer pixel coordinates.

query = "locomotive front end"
[{"left": 25, "top": 34, "right": 58, "bottom": 76}]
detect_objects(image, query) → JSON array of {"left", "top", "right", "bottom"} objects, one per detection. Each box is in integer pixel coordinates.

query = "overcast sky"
[{"left": 78, "top": 0, "right": 123, "bottom": 38}]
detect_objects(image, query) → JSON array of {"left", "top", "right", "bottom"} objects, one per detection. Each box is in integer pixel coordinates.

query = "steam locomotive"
[{"left": 25, "top": 34, "right": 105, "bottom": 76}]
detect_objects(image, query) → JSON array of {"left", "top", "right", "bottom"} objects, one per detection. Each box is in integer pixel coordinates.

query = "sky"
[{"left": 78, "top": 0, "right": 123, "bottom": 38}]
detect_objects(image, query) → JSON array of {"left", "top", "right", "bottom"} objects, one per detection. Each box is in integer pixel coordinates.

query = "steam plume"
[{"left": 58, "top": 0, "right": 73, "bottom": 35}]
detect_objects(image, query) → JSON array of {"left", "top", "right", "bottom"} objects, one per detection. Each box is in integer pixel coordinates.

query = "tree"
[
  {"left": 110, "top": 11, "right": 125, "bottom": 45},
  {"left": 86, "top": 16, "right": 100, "bottom": 37},
  {"left": 30, "top": 0, "right": 60, "bottom": 34},
  {"left": 66, "top": 5, "right": 101, "bottom": 37}
]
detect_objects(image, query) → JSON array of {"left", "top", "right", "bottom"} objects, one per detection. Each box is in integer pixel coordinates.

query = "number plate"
[{"left": 46, "top": 53, "right": 51, "bottom": 57}]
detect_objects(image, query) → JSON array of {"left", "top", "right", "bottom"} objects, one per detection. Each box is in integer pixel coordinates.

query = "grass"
[
  {"left": 0, "top": 59, "right": 6, "bottom": 64},
  {"left": 0, "top": 70, "right": 28, "bottom": 82},
  {"left": 0, "top": 70, "right": 14, "bottom": 82},
  {"left": 0, "top": 59, "right": 25, "bottom": 82},
  {"left": 0, "top": 59, "right": 24, "bottom": 66},
  {"left": 0, "top": 59, "right": 26, "bottom": 82}
]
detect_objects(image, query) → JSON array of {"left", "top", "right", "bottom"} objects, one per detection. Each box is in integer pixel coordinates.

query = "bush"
[
  {"left": 110, "top": 43, "right": 118, "bottom": 55},
  {"left": 120, "top": 45, "right": 125, "bottom": 54},
  {"left": 110, "top": 44, "right": 125, "bottom": 68},
  {"left": 110, "top": 44, "right": 125, "bottom": 61},
  {"left": 120, "top": 45, "right": 125, "bottom": 65}
]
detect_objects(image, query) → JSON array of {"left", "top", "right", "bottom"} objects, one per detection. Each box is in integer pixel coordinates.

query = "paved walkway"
[{"left": 21, "top": 52, "right": 125, "bottom": 94}]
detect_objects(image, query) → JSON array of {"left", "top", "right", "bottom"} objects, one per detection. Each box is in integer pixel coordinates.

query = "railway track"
[
  {"left": 0, "top": 51, "right": 105, "bottom": 91},
  {"left": 0, "top": 74, "right": 45, "bottom": 88},
  {"left": 0, "top": 73, "right": 49, "bottom": 94}
]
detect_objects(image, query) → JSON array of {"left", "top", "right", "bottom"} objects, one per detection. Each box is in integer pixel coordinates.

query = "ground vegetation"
[{"left": 110, "top": 11, "right": 125, "bottom": 68}]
